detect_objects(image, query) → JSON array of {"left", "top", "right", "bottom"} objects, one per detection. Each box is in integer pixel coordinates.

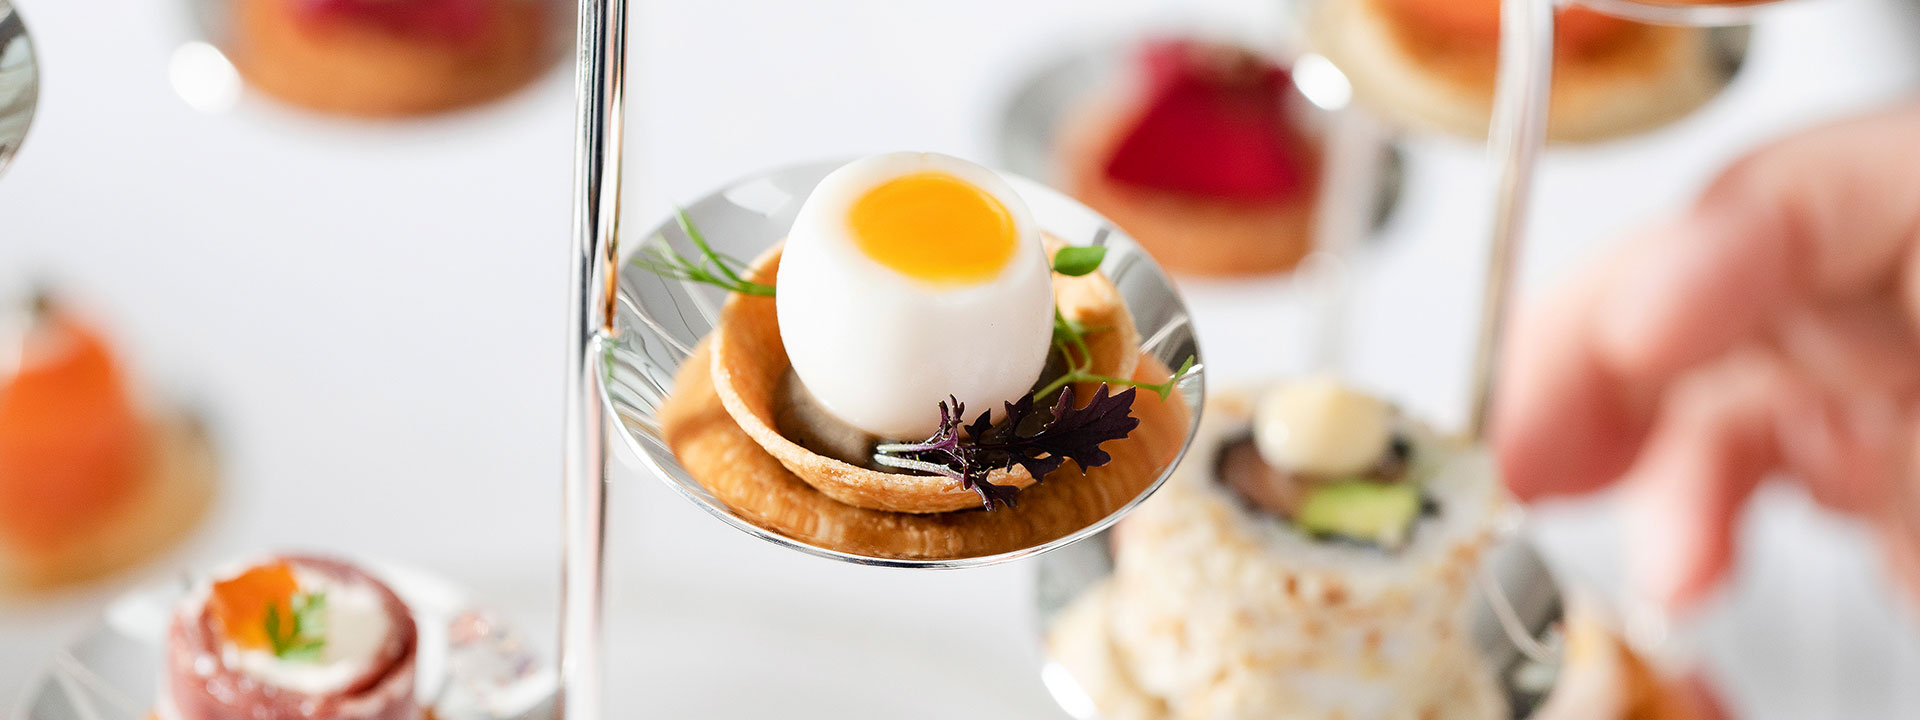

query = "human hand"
[{"left": 1495, "top": 101, "right": 1920, "bottom": 611}]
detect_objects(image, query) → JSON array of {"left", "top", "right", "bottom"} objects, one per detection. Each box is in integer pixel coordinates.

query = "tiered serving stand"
[{"left": 12, "top": 0, "right": 1829, "bottom": 719}]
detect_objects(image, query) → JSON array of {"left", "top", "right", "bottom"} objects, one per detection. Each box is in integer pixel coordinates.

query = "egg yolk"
[
  {"left": 209, "top": 563, "right": 300, "bottom": 651},
  {"left": 848, "top": 172, "right": 1018, "bottom": 285}
]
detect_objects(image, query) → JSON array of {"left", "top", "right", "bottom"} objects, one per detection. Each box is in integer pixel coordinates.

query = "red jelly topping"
[
  {"left": 295, "top": 0, "right": 494, "bottom": 42},
  {"left": 1102, "top": 40, "right": 1313, "bottom": 203}
]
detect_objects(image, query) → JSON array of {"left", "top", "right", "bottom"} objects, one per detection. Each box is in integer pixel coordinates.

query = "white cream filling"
[{"left": 224, "top": 568, "right": 393, "bottom": 695}]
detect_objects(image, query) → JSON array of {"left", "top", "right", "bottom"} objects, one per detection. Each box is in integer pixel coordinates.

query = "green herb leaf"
[
  {"left": 630, "top": 208, "right": 776, "bottom": 297},
  {"left": 264, "top": 591, "right": 329, "bottom": 661},
  {"left": 263, "top": 603, "right": 282, "bottom": 646},
  {"left": 1051, "top": 246, "right": 1107, "bottom": 277}
]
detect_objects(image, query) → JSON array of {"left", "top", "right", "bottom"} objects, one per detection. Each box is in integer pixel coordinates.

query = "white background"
[{"left": 3, "top": 0, "right": 1920, "bottom": 717}]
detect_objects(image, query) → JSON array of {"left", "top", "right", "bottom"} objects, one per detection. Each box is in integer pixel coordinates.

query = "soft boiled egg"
[{"left": 777, "top": 153, "right": 1056, "bottom": 439}]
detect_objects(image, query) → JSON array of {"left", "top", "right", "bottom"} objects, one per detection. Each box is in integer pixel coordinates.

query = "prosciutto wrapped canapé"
[{"left": 162, "top": 556, "right": 421, "bottom": 720}]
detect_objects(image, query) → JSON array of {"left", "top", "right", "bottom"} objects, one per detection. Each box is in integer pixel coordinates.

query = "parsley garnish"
[
  {"left": 264, "top": 592, "right": 328, "bottom": 661},
  {"left": 874, "top": 384, "right": 1141, "bottom": 509}
]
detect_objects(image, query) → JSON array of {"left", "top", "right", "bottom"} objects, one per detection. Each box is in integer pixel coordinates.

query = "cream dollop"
[{"left": 1252, "top": 376, "right": 1393, "bottom": 477}]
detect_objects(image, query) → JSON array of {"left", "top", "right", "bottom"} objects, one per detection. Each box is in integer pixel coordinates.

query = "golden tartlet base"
[
  {"left": 228, "top": 0, "right": 551, "bottom": 118},
  {"left": 710, "top": 243, "right": 1142, "bottom": 514},
  {"left": 663, "top": 339, "right": 1189, "bottom": 560},
  {"left": 1314, "top": 0, "right": 1727, "bottom": 143},
  {"left": 0, "top": 413, "right": 218, "bottom": 593}
]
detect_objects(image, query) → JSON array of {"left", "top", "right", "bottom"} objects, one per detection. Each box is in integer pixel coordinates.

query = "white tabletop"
[{"left": 3, "top": 0, "right": 1920, "bottom": 717}]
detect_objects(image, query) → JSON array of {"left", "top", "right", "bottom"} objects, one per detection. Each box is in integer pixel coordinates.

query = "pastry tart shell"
[{"left": 709, "top": 243, "right": 1142, "bottom": 514}]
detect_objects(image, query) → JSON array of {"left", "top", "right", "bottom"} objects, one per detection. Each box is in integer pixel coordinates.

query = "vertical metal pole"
[
  {"left": 1467, "top": 0, "right": 1553, "bottom": 442},
  {"left": 561, "top": 0, "right": 625, "bottom": 716},
  {"left": 1305, "top": 105, "right": 1388, "bottom": 374}
]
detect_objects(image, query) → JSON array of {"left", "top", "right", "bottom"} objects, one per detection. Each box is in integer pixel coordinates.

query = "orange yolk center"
[
  {"left": 210, "top": 563, "right": 301, "bottom": 651},
  {"left": 848, "top": 172, "right": 1018, "bottom": 285}
]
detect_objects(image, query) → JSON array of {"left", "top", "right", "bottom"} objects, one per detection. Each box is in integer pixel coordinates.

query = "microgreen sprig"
[
  {"left": 264, "top": 591, "right": 328, "bottom": 661},
  {"left": 1032, "top": 309, "right": 1196, "bottom": 402},
  {"left": 874, "top": 385, "right": 1140, "bottom": 509},
  {"left": 631, "top": 208, "right": 775, "bottom": 297}
]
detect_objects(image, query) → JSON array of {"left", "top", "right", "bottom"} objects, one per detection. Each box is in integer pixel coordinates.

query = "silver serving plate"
[
  {"left": 0, "top": 0, "right": 37, "bottom": 176},
  {"left": 598, "top": 160, "right": 1207, "bottom": 568},
  {"left": 1034, "top": 523, "right": 1569, "bottom": 719},
  {"left": 1577, "top": 0, "right": 1805, "bottom": 27},
  {"left": 15, "top": 560, "right": 556, "bottom": 720}
]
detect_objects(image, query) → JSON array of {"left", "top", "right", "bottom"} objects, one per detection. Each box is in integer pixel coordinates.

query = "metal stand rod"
[
  {"left": 560, "top": 0, "right": 627, "bottom": 717},
  {"left": 1467, "top": 0, "right": 1553, "bottom": 442},
  {"left": 1305, "top": 104, "right": 1389, "bottom": 374}
]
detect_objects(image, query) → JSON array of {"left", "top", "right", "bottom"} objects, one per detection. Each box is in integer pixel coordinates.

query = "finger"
[
  {"left": 1878, "top": 515, "right": 1920, "bottom": 608},
  {"left": 1595, "top": 102, "right": 1920, "bottom": 383},
  {"left": 1496, "top": 273, "right": 1653, "bottom": 501},
  {"left": 1775, "top": 388, "right": 1909, "bottom": 517},
  {"left": 1622, "top": 351, "right": 1786, "bottom": 610},
  {"left": 1497, "top": 101, "right": 1920, "bottom": 500},
  {"left": 1866, "top": 417, "right": 1920, "bottom": 603},
  {"left": 1775, "top": 300, "right": 1920, "bottom": 400}
]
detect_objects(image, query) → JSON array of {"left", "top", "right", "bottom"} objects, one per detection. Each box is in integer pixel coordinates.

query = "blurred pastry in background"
[
  {"left": 1059, "top": 39, "right": 1324, "bottom": 277},
  {"left": 225, "top": 0, "right": 555, "bottom": 117},
  {"left": 1535, "top": 602, "right": 1726, "bottom": 720},
  {"left": 163, "top": 555, "right": 420, "bottom": 720},
  {"left": 0, "top": 293, "right": 216, "bottom": 590},
  {"left": 1048, "top": 379, "right": 1506, "bottom": 719},
  {"left": 1308, "top": 0, "right": 1739, "bottom": 142}
]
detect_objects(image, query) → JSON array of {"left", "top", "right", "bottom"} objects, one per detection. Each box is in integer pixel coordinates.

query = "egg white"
[{"left": 776, "top": 152, "right": 1056, "bottom": 439}]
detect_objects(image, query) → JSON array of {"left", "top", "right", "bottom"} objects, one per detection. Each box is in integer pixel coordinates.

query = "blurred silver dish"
[
  {"left": 1033, "top": 385, "right": 1567, "bottom": 719},
  {"left": 0, "top": 0, "right": 38, "bottom": 175},
  {"left": 1035, "top": 502, "right": 1566, "bottom": 719},
  {"left": 1577, "top": 0, "right": 1805, "bottom": 27},
  {"left": 1297, "top": 0, "right": 1753, "bottom": 143},
  {"left": 15, "top": 559, "right": 556, "bottom": 720},
  {"left": 599, "top": 159, "right": 1206, "bottom": 568}
]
